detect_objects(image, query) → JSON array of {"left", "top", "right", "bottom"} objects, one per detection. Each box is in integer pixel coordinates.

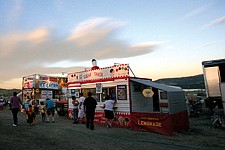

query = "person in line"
[
  {"left": 77, "top": 93, "right": 85, "bottom": 123},
  {"left": 103, "top": 95, "right": 116, "bottom": 128},
  {"left": 72, "top": 96, "right": 79, "bottom": 124},
  {"left": 10, "top": 92, "right": 22, "bottom": 127},
  {"left": 33, "top": 101, "right": 39, "bottom": 115},
  {"left": 83, "top": 92, "right": 97, "bottom": 130},
  {"left": 40, "top": 102, "right": 46, "bottom": 122},
  {"left": 45, "top": 98, "right": 55, "bottom": 123},
  {"left": 111, "top": 89, "right": 116, "bottom": 100},
  {"left": 26, "top": 105, "right": 36, "bottom": 125}
]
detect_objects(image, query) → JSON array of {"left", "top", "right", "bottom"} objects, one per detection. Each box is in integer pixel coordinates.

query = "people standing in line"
[
  {"left": 10, "top": 92, "right": 22, "bottom": 127},
  {"left": 72, "top": 96, "right": 79, "bottom": 124},
  {"left": 77, "top": 93, "right": 85, "bottom": 123},
  {"left": 33, "top": 101, "right": 39, "bottom": 115},
  {"left": 103, "top": 95, "right": 116, "bottom": 128},
  {"left": 40, "top": 102, "right": 46, "bottom": 122},
  {"left": 45, "top": 98, "right": 55, "bottom": 123},
  {"left": 83, "top": 92, "right": 97, "bottom": 130}
]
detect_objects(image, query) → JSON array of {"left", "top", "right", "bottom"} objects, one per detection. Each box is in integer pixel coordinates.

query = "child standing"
[
  {"left": 26, "top": 105, "right": 36, "bottom": 125},
  {"left": 40, "top": 102, "right": 46, "bottom": 122}
]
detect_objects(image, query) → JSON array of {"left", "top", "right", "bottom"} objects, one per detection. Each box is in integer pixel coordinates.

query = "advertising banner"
[
  {"left": 41, "top": 90, "right": 53, "bottom": 99},
  {"left": 131, "top": 112, "right": 173, "bottom": 136},
  {"left": 94, "top": 111, "right": 131, "bottom": 128},
  {"left": 96, "top": 83, "right": 102, "bottom": 93},
  {"left": 68, "top": 64, "right": 129, "bottom": 83},
  {"left": 23, "top": 75, "right": 35, "bottom": 89},
  {"left": 117, "top": 85, "right": 127, "bottom": 100},
  {"left": 39, "top": 81, "right": 58, "bottom": 89}
]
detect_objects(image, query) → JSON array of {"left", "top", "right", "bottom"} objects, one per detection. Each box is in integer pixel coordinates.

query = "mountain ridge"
[
  {"left": 1, "top": 74, "right": 205, "bottom": 97},
  {"left": 154, "top": 74, "right": 205, "bottom": 89}
]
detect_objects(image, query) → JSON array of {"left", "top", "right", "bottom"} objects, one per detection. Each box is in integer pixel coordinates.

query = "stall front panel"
[{"left": 131, "top": 112, "right": 173, "bottom": 136}]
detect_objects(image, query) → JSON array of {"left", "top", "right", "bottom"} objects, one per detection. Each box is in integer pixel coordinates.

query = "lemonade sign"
[{"left": 142, "top": 89, "right": 154, "bottom": 97}]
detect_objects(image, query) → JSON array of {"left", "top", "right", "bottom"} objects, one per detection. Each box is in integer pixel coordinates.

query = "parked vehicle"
[{"left": 202, "top": 59, "right": 225, "bottom": 114}]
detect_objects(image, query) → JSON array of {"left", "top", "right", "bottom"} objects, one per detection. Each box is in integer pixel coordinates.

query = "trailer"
[
  {"left": 202, "top": 59, "right": 225, "bottom": 114},
  {"left": 67, "top": 61, "right": 189, "bottom": 135}
]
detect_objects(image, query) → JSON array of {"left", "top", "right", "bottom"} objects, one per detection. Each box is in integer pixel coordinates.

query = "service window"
[
  {"left": 159, "top": 90, "right": 169, "bottom": 113},
  {"left": 100, "top": 87, "right": 116, "bottom": 102}
]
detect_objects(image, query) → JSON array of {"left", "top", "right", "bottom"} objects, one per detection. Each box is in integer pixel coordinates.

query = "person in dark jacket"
[
  {"left": 10, "top": 92, "right": 22, "bottom": 127},
  {"left": 83, "top": 92, "right": 97, "bottom": 130}
]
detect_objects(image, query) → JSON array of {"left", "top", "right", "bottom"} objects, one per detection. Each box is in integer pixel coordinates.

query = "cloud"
[
  {"left": 0, "top": 17, "right": 161, "bottom": 88},
  {"left": 5, "top": 0, "right": 23, "bottom": 28},
  {"left": 204, "top": 15, "right": 225, "bottom": 28},
  {"left": 178, "top": 4, "right": 211, "bottom": 24},
  {"left": 184, "top": 5, "right": 210, "bottom": 19},
  {"left": 195, "top": 40, "right": 225, "bottom": 49}
]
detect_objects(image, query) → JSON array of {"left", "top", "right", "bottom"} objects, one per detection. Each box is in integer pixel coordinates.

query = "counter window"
[
  {"left": 100, "top": 87, "right": 116, "bottom": 102},
  {"left": 81, "top": 87, "right": 116, "bottom": 102}
]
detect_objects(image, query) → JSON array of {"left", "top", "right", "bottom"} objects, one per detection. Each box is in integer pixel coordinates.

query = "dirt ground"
[{"left": 0, "top": 108, "right": 225, "bottom": 150}]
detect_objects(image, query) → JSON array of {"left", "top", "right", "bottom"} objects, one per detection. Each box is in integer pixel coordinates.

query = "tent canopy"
[{"left": 130, "top": 78, "right": 187, "bottom": 114}]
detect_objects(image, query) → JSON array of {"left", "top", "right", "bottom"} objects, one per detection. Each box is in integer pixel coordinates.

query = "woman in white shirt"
[
  {"left": 77, "top": 93, "right": 85, "bottom": 123},
  {"left": 103, "top": 95, "right": 116, "bottom": 128}
]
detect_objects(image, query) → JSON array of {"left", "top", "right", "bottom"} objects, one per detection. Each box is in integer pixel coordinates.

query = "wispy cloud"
[
  {"left": 0, "top": 17, "right": 161, "bottom": 88},
  {"left": 5, "top": 0, "right": 23, "bottom": 28},
  {"left": 184, "top": 5, "right": 210, "bottom": 20},
  {"left": 203, "top": 15, "right": 225, "bottom": 28},
  {"left": 195, "top": 40, "right": 225, "bottom": 49}
]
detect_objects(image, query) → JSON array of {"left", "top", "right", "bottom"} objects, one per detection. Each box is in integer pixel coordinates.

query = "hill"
[
  {"left": 0, "top": 74, "right": 205, "bottom": 97},
  {"left": 0, "top": 88, "right": 21, "bottom": 98},
  {"left": 154, "top": 74, "right": 205, "bottom": 89}
]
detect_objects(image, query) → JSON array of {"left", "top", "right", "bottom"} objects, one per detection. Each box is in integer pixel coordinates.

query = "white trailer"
[{"left": 202, "top": 59, "right": 225, "bottom": 114}]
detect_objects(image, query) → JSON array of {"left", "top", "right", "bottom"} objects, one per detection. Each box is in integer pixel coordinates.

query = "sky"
[{"left": 0, "top": 0, "right": 225, "bottom": 89}]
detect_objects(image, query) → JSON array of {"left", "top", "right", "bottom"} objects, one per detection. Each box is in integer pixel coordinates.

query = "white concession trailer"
[{"left": 67, "top": 62, "right": 189, "bottom": 135}]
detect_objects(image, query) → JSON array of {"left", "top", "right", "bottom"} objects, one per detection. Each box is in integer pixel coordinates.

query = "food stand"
[
  {"left": 22, "top": 74, "right": 67, "bottom": 105},
  {"left": 67, "top": 62, "right": 189, "bottom": 135}
]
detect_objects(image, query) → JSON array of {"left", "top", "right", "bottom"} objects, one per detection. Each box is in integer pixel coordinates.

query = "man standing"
[
  {"left": 45, "top": 98, "right": 55, "bottom": 123},
  {"left": 10, "top": 92, "right": 22, "bottom": 127},
  {"left": 72, "top": 96, "right": 79, "bottom": 124},
  {"left": 83, "top": 92, "right": 97, "bottom": 130}
]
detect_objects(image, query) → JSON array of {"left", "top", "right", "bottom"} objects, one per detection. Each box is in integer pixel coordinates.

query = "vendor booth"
[
  {"left": 130, "top": 78, "right": 189, "bottom": 135},
  {"left": 67, "top": 62, "right": 189, "bottom": 135},
  {"left": 22, "top": 74, "right": 67, "bottom": 104}
]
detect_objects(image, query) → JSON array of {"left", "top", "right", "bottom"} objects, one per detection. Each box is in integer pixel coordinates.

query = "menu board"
[
  {"left": 117, "top": 85, "right": 127, "bottom": 100},
  {"left": 96, "top": 83, "right": 102, "bottom": 93}
]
